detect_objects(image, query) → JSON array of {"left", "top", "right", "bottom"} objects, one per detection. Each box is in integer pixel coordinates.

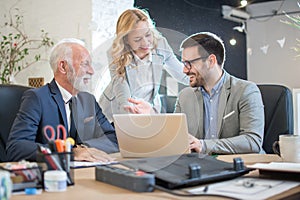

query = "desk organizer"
[
  {"left": 0, "top": 164, "right": 43, "bottom": 192},
  {"left": 37, "top": 152, "right": 74, "bottom": 186}
]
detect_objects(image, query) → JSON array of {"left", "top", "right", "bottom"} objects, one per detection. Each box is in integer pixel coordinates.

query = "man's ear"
[
  {"left": 208, "top": 54, "right": 217, "bottom": 66},
  {"left": 58, "top": 60, "right": 67, "bottom": 74}
]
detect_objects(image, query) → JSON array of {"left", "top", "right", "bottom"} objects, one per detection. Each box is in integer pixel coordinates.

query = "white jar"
[{"left": 44, "top": 170, "right": 67, "bottom": 192}]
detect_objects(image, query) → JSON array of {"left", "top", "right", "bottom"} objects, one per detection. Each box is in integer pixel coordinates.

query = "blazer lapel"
[
  {"left": 70, "top": 96, "right": 84, "bottom": 140},
  {"left": 195, "top": 89, "right": 204, "bottom": 138},
  {"left": 151, "top": 54, "right": 164, "bottom": 94},
  {"left": 217, "top": 72, "right": 231, "bottom": 137},
  {"left": 48, "top": 80, "right": 68, "bottom": 130}
]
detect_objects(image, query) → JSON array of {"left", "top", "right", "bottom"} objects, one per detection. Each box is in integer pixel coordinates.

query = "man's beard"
[
  {"left": 73, "top": 76, "right": 91, "bottom": 92},
  {"left": 67, "top": 69, "right": 91, "bottom": 93}
]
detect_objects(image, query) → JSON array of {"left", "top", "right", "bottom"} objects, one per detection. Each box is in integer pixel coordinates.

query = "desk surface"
[{"left": 10, "top": 154, "right": 300, "bottom": 200}]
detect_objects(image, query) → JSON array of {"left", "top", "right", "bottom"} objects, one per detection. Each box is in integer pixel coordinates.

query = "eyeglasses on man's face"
[{"left": 182, "top": 56, "right": 209, "bottom": 71}]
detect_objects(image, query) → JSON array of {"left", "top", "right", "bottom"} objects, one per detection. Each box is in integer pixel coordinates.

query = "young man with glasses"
[
  {"left": 126, "top": 32, "right": 265, "bottom": 155},
  {"left": 176, "top": 32, "right": 264, "bottom": 154}
]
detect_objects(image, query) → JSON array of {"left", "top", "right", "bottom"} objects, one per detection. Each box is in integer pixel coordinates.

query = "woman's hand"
[{"left": 123, "top": 98, "right": 155, "bottom": 114}]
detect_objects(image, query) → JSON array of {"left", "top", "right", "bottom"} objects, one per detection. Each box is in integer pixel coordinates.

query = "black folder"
[{"left": 121, "top": 153, "right": 252, "bottom": 189}]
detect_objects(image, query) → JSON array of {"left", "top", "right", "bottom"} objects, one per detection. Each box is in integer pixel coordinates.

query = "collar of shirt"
[
  {"left": 132, "top": 52, "right": 153, "bottom": 65},
  {"left": 55, "top": 80, "right": 73, "bottom": 104},
  {"left": 200, "top": 71, "right": 225, "bottom": 97}
]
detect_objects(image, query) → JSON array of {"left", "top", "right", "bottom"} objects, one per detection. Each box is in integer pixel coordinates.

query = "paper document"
[
  {"left": 186, "top": 177, "right": 299, "bottom": 200},
  {"left": 248, "top": 162, "right": 300, "bottom": 172},
  {"left": 70, "top": 160, "right": 118, "bottom": 168}
]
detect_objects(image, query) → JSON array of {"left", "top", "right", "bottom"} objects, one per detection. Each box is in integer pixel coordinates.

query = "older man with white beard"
[{"left": 6, "top": 38, "right": 119, "bottom": 162}]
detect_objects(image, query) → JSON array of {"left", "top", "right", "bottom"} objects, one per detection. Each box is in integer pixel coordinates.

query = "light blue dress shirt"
[{"left": 201, "top": 72, "right": 225, "bottom": 139}]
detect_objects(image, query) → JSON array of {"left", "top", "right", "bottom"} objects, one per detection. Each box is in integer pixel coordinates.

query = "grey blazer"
[
  {"left": 99, "top": 36, "right": 189, "bottom": 122},
  {"left": 175, "top": 71, "right": 265, "bottom": 154}
]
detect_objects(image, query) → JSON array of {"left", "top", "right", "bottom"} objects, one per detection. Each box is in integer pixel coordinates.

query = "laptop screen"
[{"left": 113, "top": 113, "right": 190, "bottom": 158}]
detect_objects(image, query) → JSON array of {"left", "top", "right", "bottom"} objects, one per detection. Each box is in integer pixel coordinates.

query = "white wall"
[
  {"left": 247, "top": 0, "right": 300, "bottom": 134},
  {"left": 0, "top": 0, "right": 92, "bottom": 86},
  {"left": 0, "top": 0, "right": 134, "bottom": 97},
  {"left": 247, "top": 0, "right": 300, "bottom": 89}
]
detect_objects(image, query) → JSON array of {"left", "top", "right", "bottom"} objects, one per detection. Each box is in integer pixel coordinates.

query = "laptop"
[{"left": 113, "top": 113, "right": 191, "bottom": 158}]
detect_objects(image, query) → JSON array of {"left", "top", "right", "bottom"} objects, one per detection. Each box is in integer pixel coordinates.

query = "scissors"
[
  {"left": 43, "top": 124, "right": 67, "bottom": 153},
  {"left": 43, "top": 124, "right": 67, "bottom": 141}
]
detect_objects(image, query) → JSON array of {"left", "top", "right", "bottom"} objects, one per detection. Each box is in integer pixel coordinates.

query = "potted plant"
[{"left": 0, "top": 7, "right": 53, "bottom": 84}]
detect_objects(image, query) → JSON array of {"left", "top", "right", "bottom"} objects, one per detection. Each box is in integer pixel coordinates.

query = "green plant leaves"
[{"left": 0, "top": 7, "right": 54, "bottom": 84}]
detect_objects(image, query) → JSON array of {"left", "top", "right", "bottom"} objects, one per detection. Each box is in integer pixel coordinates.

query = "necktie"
[{"left": 69, "top": 98, "right": 77, "bottom": 142}]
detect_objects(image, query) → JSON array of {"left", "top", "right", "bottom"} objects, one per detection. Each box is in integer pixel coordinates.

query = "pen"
[
  {"left": 65, "top": 139, "right": 72, "bottom": 185},
  {"left": 65, "top": 140, "right": 71, "bottom": 170},
  {"left": 55, "top": 139, "right": 64, "bottom": 153}
]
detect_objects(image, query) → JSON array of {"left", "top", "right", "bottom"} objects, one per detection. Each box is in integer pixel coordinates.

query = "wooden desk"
[{"left": 10, "top": 154, "right": 300, "bottom": 200}]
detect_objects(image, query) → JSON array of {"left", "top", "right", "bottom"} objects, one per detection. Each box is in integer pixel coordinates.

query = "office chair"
[
  {"left": 0, "top": 84, "right": 31, "bottom": 162},
  {"left": 257, "top": 84, "right": 294, "bottom": 153},
  {"left": 159, "top": 95, "right": 178, "bottom": 113}
]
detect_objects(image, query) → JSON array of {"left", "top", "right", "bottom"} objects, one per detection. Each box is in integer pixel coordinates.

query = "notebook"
[{"left": 113, "top": 113, "right": 191, "bottom": 158}]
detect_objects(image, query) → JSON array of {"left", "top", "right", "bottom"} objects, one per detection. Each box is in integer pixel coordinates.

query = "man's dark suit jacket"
[{"left": 6, "top": 79, "right": 118, "bottom": 161}]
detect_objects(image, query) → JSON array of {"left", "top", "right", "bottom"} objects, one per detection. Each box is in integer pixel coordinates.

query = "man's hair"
[
  {"left": 180, "top": 32, "right": 226, "bottom": 68},
  {"left": 49, "top": 38, "right": 86, "bottom": 72}
]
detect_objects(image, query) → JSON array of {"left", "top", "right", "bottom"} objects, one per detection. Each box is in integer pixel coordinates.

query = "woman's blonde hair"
[{"left": 111, "top": 8, "right": 161, "bottom": 77}]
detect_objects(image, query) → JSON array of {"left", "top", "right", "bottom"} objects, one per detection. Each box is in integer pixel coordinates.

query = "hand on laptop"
[
  {"left": 73, "top": 145, "right": 115, "bottom": 163},
  {"left": 189, "top": 134, "right": 202, "bottom": 152},
  {"left": 123, "top": 98, "right": 155, "bottom": 114}
]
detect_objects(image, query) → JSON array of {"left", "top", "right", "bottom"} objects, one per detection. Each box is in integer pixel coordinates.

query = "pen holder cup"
[{"left": 37, "top": 152, "right": 74, "bottom": 186}]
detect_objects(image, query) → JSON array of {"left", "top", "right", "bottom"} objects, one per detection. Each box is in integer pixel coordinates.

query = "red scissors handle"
[
  {"left": 43, "top": 124, "right": 67, "bottom": 141},
  {"left": 43, "top": 125, "right": 55, "bottom": 141},
  {"left": 56, "top": 124, "right": 67, "bottom": 140}
]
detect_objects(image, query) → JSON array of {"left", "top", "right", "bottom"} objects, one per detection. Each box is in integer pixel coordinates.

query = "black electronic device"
[
  {"left": 121, "top": 153, "right": 252, "bottom": 189},
  {"left": 95, "top": 165, "right": 155, "bottom": 192}
]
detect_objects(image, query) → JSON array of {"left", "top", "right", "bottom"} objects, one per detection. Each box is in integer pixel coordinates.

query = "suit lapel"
[
  {"left": 48, "top": 80, "right": 68, "bottom": 130},
  {"left": 151, "top": 54, "right": 164, "bottom": 97},
  {"left": 217, "top": 72, "right": 231, "bottom": 137},
  {"left": 195, "top": 89, "right": 204, "bottom": 138}
]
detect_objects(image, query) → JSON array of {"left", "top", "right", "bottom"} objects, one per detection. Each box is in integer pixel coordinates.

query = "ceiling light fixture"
[
  {"left": 230, "top": 38, "right": 237, "bottom": 46},
  {"left": 240, "top": 0, "right": 248, "bottom": 8}
]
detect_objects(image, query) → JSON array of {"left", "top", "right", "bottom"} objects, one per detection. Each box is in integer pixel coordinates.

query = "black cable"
[
  {"left": 251, "top": 0, "right": 288, "bottom": 22},
  {"left": 183, "top": 0, "right": 220, "bottom": 12},
  {"left": 153, "top": 185, "right": 240, "bottom": 199},
  {"left": 251, "top": 10, "right": 300, "bottom": 19}
]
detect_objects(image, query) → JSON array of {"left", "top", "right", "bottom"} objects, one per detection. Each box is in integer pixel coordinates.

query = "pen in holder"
[{"left": 37, "top": 149, "right": 74, "bottom": 186}]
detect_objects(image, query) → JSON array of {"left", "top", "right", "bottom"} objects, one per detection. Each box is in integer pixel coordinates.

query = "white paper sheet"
[
  {"left": 70, "top": 161, "right": 118, "bottom": 168},
  {"left": 186, "top": 177, "right": 299, "bottom": 200},
  {"left": 248, "top": 162, "right": 300, "bottom": 172}
]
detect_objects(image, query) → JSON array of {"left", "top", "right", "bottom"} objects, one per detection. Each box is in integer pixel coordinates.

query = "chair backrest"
[
  {"left": 257, "top": 84, "right": 294, "bottom": 153},
  {"left": 0, "top": 84, "right": 31, "bottom": 162}
]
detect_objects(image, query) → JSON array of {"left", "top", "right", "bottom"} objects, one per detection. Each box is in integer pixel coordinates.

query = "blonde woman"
[{"left": 99, "top": 8, "right": 189, "bottom": 122}]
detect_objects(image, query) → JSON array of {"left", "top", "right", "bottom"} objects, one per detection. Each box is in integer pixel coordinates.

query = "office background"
[
  {"left": 2, "top": 0, "right": 299, "bottom": 88},
  {"left": 1, "top": 0, "right": 300, "bottom": 132}
]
